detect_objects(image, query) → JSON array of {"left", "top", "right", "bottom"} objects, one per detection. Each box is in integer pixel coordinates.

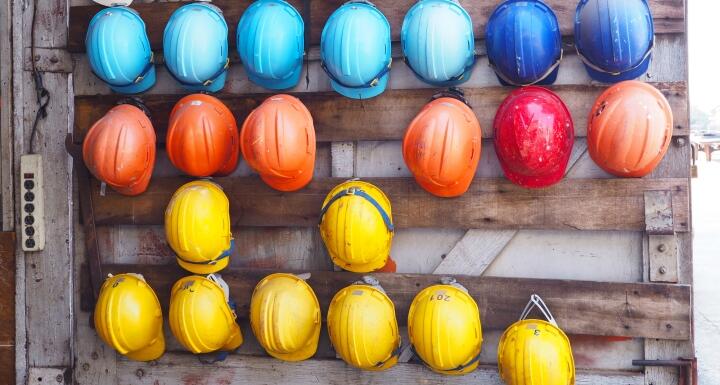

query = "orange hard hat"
[
  {"left": 83, "top": 104, "right": 156, "bottom": 196},
  {"left": 402, "top": 92, "right": 481, "bottom": 197},
  {"left": 167, "top": 94, "right": 239, "bottom": 177},
  {"left": 240, "top": 94, "right": 316, "bottom": 191},
  {"left": 588, "top": 81, "right": 673, "bottom": 177}
]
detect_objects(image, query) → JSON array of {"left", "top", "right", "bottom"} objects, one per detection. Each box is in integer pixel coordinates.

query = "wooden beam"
[
  {"left": 72, "top": 82, "right": 689, "bottom": 143},
  {"left": 67, "top": 0, "right": 685, "bottom": 52},
  {"left": 432, "top": 230, "right": 517, "bottom": 276},
  {"left": 118, "top": 354, "right": 645, "bottom": 385},
  {"left": 89, "top": 176, "right": 690, "bottom": 232},
  {"left": 81, "top": 264, "right": 691, "bottom": 340},
  {"left": 0, "top": 233, "right": 14, "bottom": 380}
]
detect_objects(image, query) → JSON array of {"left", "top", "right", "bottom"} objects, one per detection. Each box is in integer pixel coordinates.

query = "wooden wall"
[{"left": 7, "top": 0, "right": 691, "bottom": 384}]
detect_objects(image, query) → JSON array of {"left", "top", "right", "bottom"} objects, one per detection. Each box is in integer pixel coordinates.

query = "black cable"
[
  {"left": 29, "top": 0, "right": 50, "bottom": 154},
  {"left": 302, "top": 0, "right": 310, "bottom": 89}
]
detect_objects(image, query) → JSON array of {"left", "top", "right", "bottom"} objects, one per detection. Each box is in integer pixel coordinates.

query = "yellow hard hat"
[
  {"left": 168, "top": 274, "right": 243, "bottom": 354},
  {"left": 250, "top": 273, "right": 321, "bottom": 361},
  {"left": 165, "top": 180, "right": 234, "bottom": 274},
  {"left": 94, "top": 273, "right": 165, "bottom": 361},
  {"left": 498, "top": 294, "right": 575, "bottom": 385},
  {"left": 408, "top": 277, "right": 483, "bottom": 375},
  {"left": 319, "top": 180, "right": 394, "bottom": 273},
  {"left": 327, "top": 276, "right": 401, "bottom": 371}
]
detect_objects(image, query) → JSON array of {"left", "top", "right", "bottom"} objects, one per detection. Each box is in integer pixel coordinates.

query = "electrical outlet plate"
[{"left": 20, "top": 154, "right": 45, "bottom": 252}]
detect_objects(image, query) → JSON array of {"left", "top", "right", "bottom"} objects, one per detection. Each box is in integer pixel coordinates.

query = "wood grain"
[
  {"left": 0, "top": 233, "right": 14, "bottom": 380},
  {"left": 81, "top": 264, "right": 692, "bottom": 340},
  {"left": 89, "top": 176, "right": 690, "bottom": 232},
  {"left": 67, "top": 0, "right": 685, "bottom": 52},
  {"left": 73, "top": 82, "right": 689, "bottom": 143},
  {"left": 118, "top": 354, "right": 645, "bottom": 385}
]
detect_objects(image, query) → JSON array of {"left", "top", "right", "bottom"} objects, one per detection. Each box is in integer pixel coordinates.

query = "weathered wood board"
[
  {"left": 89, "top": 176, "right": 690, "bottom": 232},
  {"left": 81, "top": 265, "right": 692, "bottom": 340},
  {"left": 72, "top": 82, "right": 689, "bottom": 143},
  {"left": 67, "top": 0, "right": 684, "bottom": 53},
  {"left": 118, "top": 354, "right": 645, "bottom": 385}
]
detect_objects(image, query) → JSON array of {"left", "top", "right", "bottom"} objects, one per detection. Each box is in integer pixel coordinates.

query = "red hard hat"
[
  {"left": 493, "top": 86, "right": 574, "bottom": 188},
  {"left": 167, "top": 94, "right": 239, "bottom": 177},
  {"left": 83, "top": 104, "right": 156, "bottom": 196},
  {"left": 403, "top": 95, "right": 481, "bottom": 197},
  {"left": 240, "top": 94, "right": 316, "bottom": 191}
]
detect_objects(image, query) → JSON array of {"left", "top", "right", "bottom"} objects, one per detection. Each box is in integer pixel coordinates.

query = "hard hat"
[
  {"left": 169, "top": 274, "right": 243, "bottom": 354},
  {"left": 575, "top": 0, "right": 654, "bottom": 83},
  {"left": 167, "top": 94, "right": 239, "bottom": 177},
  {"left": 401, "top": 0, "right": 475, "bottom": 86},
  {"left": 82, "top": 103, "right": 156, "bottom": 196},
  {"left": 86, "top": 7, "right": 155, "bottom": 94},
  {"left": 408, "top": 278, "right": 482, "bottom": 375},
  {"left": 587, "top": 81, "right": 673, "bottom": 177},
  {"left": 319, "top": 180, "right": 394, "bottom": 273},
  {"left": 237, "top": 0, "right": 304, "bottom": 90},
  {"left": 494, "top": 86, "right": 574, "bottom": 188},
  {"left": 486, "top": 0, "right": 562, "bottom": 86},
  {"left": 163, "top": 3, "right": 229, "bottom": 92},
  {"left": 402, "top": 90, "right": 481, "bottom": 197},
  {"left": 94, "top": 273, "right": 164, "bottom": 361},
  {"left": 240, "top": 94, "right": 316, "bottom": 191},
  {"left": 320, "top": 1, "right": 391, "bottom": 99},
  {"left": 498, "top": 294, "right": 575, "bottom": 385},
  {"left": 250, "top": 273, "right": 321, "bottom": 361},
  {"left": 164, "top": 180, "right": 234, "bottom": 274},
  {"left": 327, "top": 276, "right": 401, "bottom": 371}
]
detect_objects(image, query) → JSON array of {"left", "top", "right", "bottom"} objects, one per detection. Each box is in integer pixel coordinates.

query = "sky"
[{"left": 688, "top": 1, "right": 719, "bottom": 112}]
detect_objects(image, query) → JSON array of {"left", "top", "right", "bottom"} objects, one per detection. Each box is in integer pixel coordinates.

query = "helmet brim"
[
  {"left": 583, "top": 55, "right": 651, "bottom": 84},
  {"left": 247, "top": 63, "right": 303, "bottom": 91},
  {"left": 177, "top": 256, "right": 230, "bottom": 275},
  {"left": 109, "top": 66, "right": 156, "bottom": 94},
  {"left": 178, "top": 71, "right": 227, "bottom": 93},
  {"left": 265, "top": 325, "right": 320, "bottom": 362},
  {"left": 330, "top": 73, "right": 388, "bottom": 100},
  {"left": 260, "top": 167, "right": 314, "bottom": 192},
  {"left": 501, "top": 161, "right": 567, "bottom": 189},
  {"left": 125, "top": 332, "right": 165, "bottom": 362}
]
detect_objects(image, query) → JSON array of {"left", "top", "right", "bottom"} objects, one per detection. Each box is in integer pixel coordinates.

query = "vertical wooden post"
[{"left": 12, "top": 0, "right": 74, "bottom": 383}]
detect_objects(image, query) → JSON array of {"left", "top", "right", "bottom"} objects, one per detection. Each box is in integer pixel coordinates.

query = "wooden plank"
[
  {"left": 67, "top": 0, "right": 685, "bottom": 52},
  {"left": 1, "top": 0, "right": 13, "bottom": 231},
  {"left": 72, "top": 82, "right": 689, "bottom": 143},
  {"left": 118, "top": 354, "right": 645, "bottom": 385},
  {"left": 433, "top": 230, "right": 517, "bottom": 276},
  {"left": 330, "top": 142, "right": 355, "bottom": 178},
  {"left": 0, "top": 233, "right": 14, "bottom": 380},
  {"left": 89, "top": 176, "right": 690, "bottom": 232},
  {"left": 82, "top": 264, "right": 691, "bottom": 340}
]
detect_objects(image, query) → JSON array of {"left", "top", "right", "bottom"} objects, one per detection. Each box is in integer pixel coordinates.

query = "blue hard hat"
[
  {"left": 320, "top": 1, "right": 392, "bottom": 100},
  {"left": 575, "top": 0, "right": 654, "bottom": 83},
  {"left": 85, "top": 7, "right": 155, "bottom": 94},
  {"left": 486, "top": 0, "right": 562, "bottom": 86},
  {"left": 237, "top": 0, "right": 305, "bottom": 90},
  {"left": 401, "top": 0, "right": 475, "bottom": 87},
  {"left": 163, "top": 3, "right": 229, "bottom": 93}
]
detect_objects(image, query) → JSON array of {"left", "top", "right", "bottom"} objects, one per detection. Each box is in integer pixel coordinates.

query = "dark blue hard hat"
[
  {"left": 574, "top": 0, "right": 654, "bottom": 83},
  {"left": 486, "top": 0, "right": 563, "bottom": 86}
]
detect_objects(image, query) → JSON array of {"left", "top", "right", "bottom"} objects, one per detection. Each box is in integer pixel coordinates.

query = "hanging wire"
[{"left": 29, "top": 0, "right": 50, "bottom": 154}]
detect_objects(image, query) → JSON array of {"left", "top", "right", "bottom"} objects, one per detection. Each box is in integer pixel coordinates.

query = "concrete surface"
[{"left": 692, "top": 156, "right": 720, "bottom": 384}]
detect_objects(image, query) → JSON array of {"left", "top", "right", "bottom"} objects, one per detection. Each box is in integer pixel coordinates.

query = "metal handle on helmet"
[
  {"left": 431, "top": 87, "right": 470, "bottom": 106},
  {"left": 575, "top": 36, "right": 654, "bottom": 77},
  {"left": 321, "top": 58, "right": 392, "bottom": 90},
  {"left": 519, "top": 294, "right": 558, "bottom": 327},
  {"left": 488, "top": 48, "right": 563, "bottom": 87},
  {"left": 116, "top": 96, "right": 152, "bottom": 119}
]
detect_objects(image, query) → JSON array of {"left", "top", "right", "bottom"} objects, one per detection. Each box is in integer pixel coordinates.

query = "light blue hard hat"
[
  {"left": 163, "top": 2, "right": 229, "bottom": 93},
  {"left": 237, "top": 0, "right": 305, "bottom": 90},
  {"left": 401, "top": 0, "right": 475, "bottom": 86},
  {"left": 85, "top": 7, "right": 155, "bottom": 94},
  {"left": 320, "top": 1, "right": 392, "bottom": 100}
]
